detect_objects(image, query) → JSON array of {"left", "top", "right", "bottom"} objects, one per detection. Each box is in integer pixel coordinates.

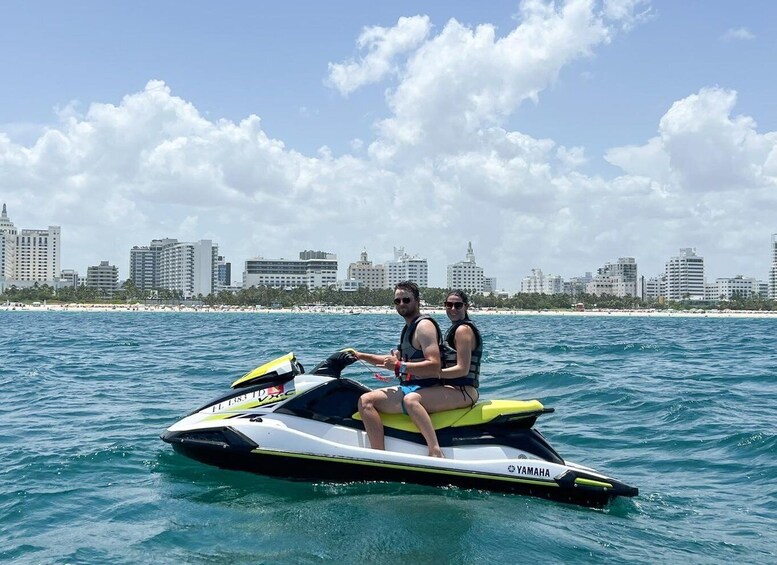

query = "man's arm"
[
  {"left": 404, "top": 319, "right": 442, "bottom": 377},
  {"left": 354, "top": 350, "right": 397, "bottom": 368}
]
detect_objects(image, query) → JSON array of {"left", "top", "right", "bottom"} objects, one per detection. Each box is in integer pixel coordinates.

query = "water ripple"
[{"left": 1, "top": 311, "right": 776, "bottom": 563}]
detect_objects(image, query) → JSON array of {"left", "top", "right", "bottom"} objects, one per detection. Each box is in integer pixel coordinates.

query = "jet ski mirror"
[{"left": 309, "top": 349, "right": 358, "bottom": 378}]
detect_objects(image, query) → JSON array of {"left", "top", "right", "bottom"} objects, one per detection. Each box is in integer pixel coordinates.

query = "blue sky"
[{"left": 2, "top": 1, "right": 776, "bottom": 289}]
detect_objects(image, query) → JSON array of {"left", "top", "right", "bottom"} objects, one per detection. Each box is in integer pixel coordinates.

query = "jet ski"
[{"left": 161, "top": 351, "right": 638, "bottom": 507}]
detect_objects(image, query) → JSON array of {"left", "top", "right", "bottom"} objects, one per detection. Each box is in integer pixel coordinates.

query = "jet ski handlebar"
[{"left": 308, "top": 349, "right": 358, "bottom": 378}]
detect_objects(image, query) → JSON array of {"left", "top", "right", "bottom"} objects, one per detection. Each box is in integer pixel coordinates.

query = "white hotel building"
[
  {"left": 586, "top": 257, "right": 639, "bottom": 298},
  {"left": 0, "top": 204, "right": 61, "bottom": 290},
  {"left": 447, "top": 242, "right": 484, "bottom": 292},
  {"left": 243, "top": 251, "right": 338, "bottom": 290},
  {"left": 129, "top": 238, "right": 219, "bottom": 298},
  {"left": 347, "top": 248, "right": 434, "bottom": 290},
  {"left": 521, "top": 268, "right": 563, "bottom": 295},
  {"left": 665, "top": 248, "right": 705, "bottom": 301},
  {"left": 159, "top": 240, "right": 219, "bottom": 298},
  {"left": 707, "top": 275, "right": 762, "bottom": 300},
  {"left": 386, "top": 247, "right": 428, "bottom": 288}
]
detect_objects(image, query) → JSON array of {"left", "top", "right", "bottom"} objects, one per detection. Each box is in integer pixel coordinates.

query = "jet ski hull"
[{"left": 161, "top": 424, "right": 638, "bottom": 508}]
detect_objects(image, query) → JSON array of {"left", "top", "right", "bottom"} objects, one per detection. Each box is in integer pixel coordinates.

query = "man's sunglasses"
[
  {"left": 445, "top": 301, "right": 465, "bottom": 309},
  {"left": 393, "top": 297, "right": 413, "bottom": 305}
]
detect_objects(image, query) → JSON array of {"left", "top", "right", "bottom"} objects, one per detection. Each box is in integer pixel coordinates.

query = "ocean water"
[{"left": 1, "top": 311, "right": 775, "bottom": 564}]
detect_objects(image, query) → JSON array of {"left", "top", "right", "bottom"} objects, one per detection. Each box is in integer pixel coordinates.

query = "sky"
[{"left": 1, "top": 0, "right": 776, "bottom": 291}]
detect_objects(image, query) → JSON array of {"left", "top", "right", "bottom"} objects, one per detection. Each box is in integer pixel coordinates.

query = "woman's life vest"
[{"left": 442, "top": 319, "right": 481, "bottom": 388}]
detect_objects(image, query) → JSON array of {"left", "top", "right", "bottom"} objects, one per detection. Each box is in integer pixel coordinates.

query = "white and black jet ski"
[{"left": 161, "top": 351, "right": 638, "bottom": 507}]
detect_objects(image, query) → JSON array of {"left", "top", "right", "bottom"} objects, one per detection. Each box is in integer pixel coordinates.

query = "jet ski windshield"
[{"left": 231, "top": 352, "right": 304, "bottom": 389}]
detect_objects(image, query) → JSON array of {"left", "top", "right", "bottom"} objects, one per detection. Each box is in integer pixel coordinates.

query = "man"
[{"left": 352, "top": 281, "right": 446, "bottom": 457}]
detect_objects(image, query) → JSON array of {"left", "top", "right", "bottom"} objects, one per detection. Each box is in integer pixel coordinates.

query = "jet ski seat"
[{"left": 352, "top": 399, "right": 547, "bottom": 433}]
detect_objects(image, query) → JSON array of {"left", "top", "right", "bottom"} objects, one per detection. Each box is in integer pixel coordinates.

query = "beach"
[{"left": 2, "top": 301, "right": 776, "bottom": 318}]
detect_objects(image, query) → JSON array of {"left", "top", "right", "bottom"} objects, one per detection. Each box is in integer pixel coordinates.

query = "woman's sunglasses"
[
  {"left": 445, "top": 301, "right": 465, "bottom": 309},
  {"left": 393, "top": 297, "right": 413, "bottom": 305}
]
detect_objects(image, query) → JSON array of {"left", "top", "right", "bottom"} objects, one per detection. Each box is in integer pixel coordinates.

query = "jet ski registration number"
[{"left": 211, "top": 384, "right": 295, "bottom": 412}]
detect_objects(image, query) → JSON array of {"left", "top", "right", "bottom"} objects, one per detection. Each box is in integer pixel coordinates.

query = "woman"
[{"left": 439, "top": 289, "right": 481, "bottom": 407}]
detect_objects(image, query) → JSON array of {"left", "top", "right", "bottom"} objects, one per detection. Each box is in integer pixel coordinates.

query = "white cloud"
[
  {"left": 603, "top": 87, "right": 777, "bottom": 274},
  {"left": 602, "top": 0, "right": 653, "bottom": 31},
  {"left": 2, "top": 2, "right": 776, "bottom": 289},
  {"left": 605, "top": 137, "right": 670, "bottom": 179},
  {"left": 721, "top": 27, "right": 755, "bottom": 41},
  {"left": 326, "top": 15, "right": 431, "bottom": 96},
  {"left": 607, "top": 87, "right": 776, "bottom": 193},
  {"left": 365, "top": 0, "right": 639, "bottom": 163}
]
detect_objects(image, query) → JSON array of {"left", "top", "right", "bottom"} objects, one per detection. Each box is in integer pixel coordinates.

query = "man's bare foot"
[{"left": 429, "top": 447, "right": 445, "bottom": 458}]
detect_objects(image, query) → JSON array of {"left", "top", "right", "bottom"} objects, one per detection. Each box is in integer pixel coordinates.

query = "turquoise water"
[{"left": 1, "top": 311, "right": 775, "bottom": 564}]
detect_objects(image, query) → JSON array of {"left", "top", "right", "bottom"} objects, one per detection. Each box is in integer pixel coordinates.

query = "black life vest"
[
  {"left": 397, "top": 314, "right": 443, "bottom": 387},
  {"left": 443, "top": 319, "right": 481, "bottom": 388}
]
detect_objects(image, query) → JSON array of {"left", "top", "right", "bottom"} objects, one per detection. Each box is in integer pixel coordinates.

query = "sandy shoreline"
[{"left": 2, "top": 303, "right": 776, "bottom": 318}]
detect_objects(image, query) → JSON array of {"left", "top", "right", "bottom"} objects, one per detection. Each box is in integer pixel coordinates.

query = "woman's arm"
[{"left": 440, "top": 325, "right": 475, "bottom": 379}]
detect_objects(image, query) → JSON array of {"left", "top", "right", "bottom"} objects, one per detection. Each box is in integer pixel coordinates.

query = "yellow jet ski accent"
[
  {"left": 451, "top": 399, "right": 544, "bottom": 427},
  {"left": 352, "top": 399, "right": 545, "bottom": 433}
]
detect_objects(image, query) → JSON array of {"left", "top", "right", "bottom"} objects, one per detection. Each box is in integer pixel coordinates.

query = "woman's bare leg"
[{"left": 404, "top": 386, "right": 479, "bottom": 457}]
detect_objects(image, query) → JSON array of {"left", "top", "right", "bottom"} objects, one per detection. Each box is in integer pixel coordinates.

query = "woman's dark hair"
[{"left": 447, "top": 289, "right": 471, "bottom": 320}]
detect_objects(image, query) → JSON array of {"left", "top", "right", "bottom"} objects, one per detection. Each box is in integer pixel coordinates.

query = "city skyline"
[
  {"left": 2, "top": 2, "right": 776, "bottom": 287},
  {"left": 3, "top": 198, "right": 775, "bottom": 297}
]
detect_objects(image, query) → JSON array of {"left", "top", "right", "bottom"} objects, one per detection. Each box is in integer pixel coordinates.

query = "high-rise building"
[
  {"left": 0, "top": 205, "right": 61, "bottom": 283},
  {"left": 0, "top": 203, "right": 17, "bottom": 280},
  {"left": 347, "top": 251, "right": 386, "bottom": 290},
  {"left": 130, "top": 238, "right": 176, "bottom": 291},
  {"left": 15, "top": 225, "right": 61, "bottom": 283},
  {"left": 243, "top": 251, "right": 337, "bottom": 290},
  {"left": 159, "top": 240, "right": 219, "bottom": 298},
  {"left": 586, "top": 257, "right": 639, "bottom": 298},
  {"left": 665, "top": 248, "right": 705, "bottom": 300},
  {"left": 770, "top": 234, "right": 777, "bottom": 300},
  {"left": 447, "top": 242, "right": 484, "bottom": 292},
  {"left": 386, "top": 247, "right": 428, "bottom": 288},
  {"left": 217, "top": 256, "right": 231, "bottom": 289},
  {"left": 86, "top": 261, "right": 119, "bottom": 296}
]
